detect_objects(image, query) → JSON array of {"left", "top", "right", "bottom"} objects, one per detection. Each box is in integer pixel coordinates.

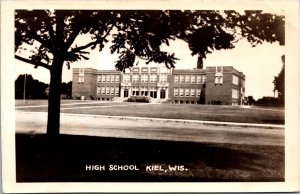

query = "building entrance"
[
  {"left": 160, "top": 90, "right": 166, "bottom": 99},
  {"left": 124, "top": 89, "right": 129, "bottom": 97}
]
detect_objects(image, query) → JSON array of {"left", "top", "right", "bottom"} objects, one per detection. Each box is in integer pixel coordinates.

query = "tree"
[
  {"left": 247, "top": 96, "right": 255, "bottom": 106},
  {"left": 273, "top": 55, "right": 285, "bottom": 106},
  {"left": 15, "top": 74, "right": 48, "bottom": 99},
  {"left": 15, "top": 10, "right": 284, "bottom": 137}
]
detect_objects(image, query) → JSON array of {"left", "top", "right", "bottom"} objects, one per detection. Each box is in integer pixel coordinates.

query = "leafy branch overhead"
[{"left": 15, "top": 10, "right": 285, "bottom": 71}]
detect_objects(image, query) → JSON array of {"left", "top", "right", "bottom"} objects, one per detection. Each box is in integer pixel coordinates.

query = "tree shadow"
[{"left": 16, "top": 133, "right": 284, "bottom": 182}]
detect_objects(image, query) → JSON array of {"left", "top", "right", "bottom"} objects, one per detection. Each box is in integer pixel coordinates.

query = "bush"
[{"left": 127, "top": 96, "right": 150, "bottom": 103}]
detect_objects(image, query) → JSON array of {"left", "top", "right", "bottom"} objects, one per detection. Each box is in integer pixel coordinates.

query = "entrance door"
[
  {"left": 124, "top": 89, "right": 129, "bottom": 97},
  {"left": 160, "top": 90, "right": 166, "bottom": 99}
]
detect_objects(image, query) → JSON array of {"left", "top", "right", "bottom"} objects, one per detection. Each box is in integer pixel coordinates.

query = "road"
[{"left": 15, "top": 111, "right": 284, "bottom": 146}]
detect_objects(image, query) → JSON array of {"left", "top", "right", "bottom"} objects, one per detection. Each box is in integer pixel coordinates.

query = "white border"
[{"left": 1, "top": 0, "right": 300, "bottom": 193}]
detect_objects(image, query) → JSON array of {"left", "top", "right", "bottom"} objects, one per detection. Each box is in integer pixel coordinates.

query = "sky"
[{"left": 14, "top": 37, "right": 284, "bottom": 100}]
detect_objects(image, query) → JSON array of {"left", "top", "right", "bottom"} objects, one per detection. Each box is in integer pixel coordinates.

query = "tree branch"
[
  {"left": 15, "top": 55, "right": 51, "bottom": 70},
  {"left": 69, "top": 24, "right": 114, "bottom": 53}
]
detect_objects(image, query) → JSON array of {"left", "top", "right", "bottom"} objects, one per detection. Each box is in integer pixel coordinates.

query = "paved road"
[{"left": 15, "top": 111, "right": 284, "bottom": 146}]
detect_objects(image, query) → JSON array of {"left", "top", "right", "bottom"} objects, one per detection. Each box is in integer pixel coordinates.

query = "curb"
[{"left": 21, "top": 111, "right": 284, "bottom": 130}]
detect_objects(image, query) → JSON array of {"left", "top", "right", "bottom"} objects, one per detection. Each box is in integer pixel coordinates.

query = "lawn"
[
  {"left": 16, "top": 133, "right": 284, "bottom": 182},
  {"left": 16, "top": 100, "right": 285, "bottom": 124}
]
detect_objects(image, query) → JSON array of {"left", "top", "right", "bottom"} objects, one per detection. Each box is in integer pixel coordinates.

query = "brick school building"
[{"left": 72, "top": 65, "right": 245, "bottom": 105}]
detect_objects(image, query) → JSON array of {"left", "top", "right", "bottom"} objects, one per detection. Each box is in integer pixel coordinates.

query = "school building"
[{"left": 72, "top": 65, "right": 245, "bottom": 105}]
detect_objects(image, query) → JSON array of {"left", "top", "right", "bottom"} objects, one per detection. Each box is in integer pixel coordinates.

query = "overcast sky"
[{"left": 14, "top": 36, "right": 284, "bottom": 100}]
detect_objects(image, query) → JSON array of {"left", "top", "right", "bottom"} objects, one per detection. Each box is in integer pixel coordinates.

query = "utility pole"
[{"left": 23, "top": 74, "right": 26, "bottom": 103}]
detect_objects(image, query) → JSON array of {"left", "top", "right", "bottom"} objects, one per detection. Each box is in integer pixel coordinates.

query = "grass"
[
  {"left": 16, "top": 100, "right": 285, "bottom": 124},
  {"left": 16, "top": 133, "right": 284, "bottom": 182}
]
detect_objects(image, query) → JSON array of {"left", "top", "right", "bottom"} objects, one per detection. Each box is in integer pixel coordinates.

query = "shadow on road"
[{"left": 16, "top": 133, "right": 284, "bottom": 182}]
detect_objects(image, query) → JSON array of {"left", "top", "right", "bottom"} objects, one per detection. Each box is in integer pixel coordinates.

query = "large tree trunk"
[{"left": 47, "top": 57, "right": 64, "bottom": 137}]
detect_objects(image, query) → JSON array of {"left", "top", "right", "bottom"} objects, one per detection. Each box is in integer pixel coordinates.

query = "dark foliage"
[
  {"left": 15, "top": 74, "right": 48, "bottom": 99},
  {"left": 273, "top": 55, "right": 285, "bottom": 106}
]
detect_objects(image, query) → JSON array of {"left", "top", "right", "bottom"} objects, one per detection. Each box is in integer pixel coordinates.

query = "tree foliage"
[
  {"left": 15, "top": 74, "right": 48, "bottom": 99},
  {"left": 14, "top": 10, "right": 285, "bottom": 136},
  {"left": 273, "top": 55, "right": 285, "bottom": 106}
]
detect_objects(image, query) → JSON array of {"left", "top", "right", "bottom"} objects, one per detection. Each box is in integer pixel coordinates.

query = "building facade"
[{"left": 72, "top": 66, "right": 245, "bottom": 105}]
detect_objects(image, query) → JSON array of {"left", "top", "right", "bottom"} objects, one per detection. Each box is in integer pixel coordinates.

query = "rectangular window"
[
  {"left": 132, "top": 87, "right": 139, "bottom": 96},
  {"left": 101, "top": 75, "right": 106, "bottom": 82},
  {"left": 106, "top": 87, "right": 110, "bottom": 95},
  {"left": 185, "top": 88, "right": 190, "bottom": 97},
  {"left": 111, "top": 75, "right": 115, "bottom": 83},
  {"left": 197, "top": 75, "right": 202, "bottom": 84},
  {"left": 115, "top": 75, "right": 120, "bottom": 83},
  {"left": 141, "top": 74, "right": 149, "bottom": 82},
  {"left": 101, "top": 86, "right": 105, "bottom": 94},
  {"left": 185, "top": 75, "right": 190, "bottom": 83},
  {"left": 115, "top": 87, "right": 119, "bottom": 95},
  {"left": 174, "top": 88, "right": 179, "bottom": 97},
  {"left": 160, "top": 73, "right": 167, "bottom": 83},
  {"left": 150, "top": 74, "right": 158, "bottom": 82},
  {"left": 191, "top": 75, "right": 196, "bottom": 84},
  {"left": 174, "top": 75, "right": 179, "bottom": 83},
  {"left": 106, "top": 75, "right": 111, "bottom": 83},
  {"left": 132, "top": 74, "right": 139, "bottom": 82},
  {"left": 202, "top": 75, "right": 206, "bottom": 83},
  {"left": 180, "top": 75, "right": 184, "bottom": 83},
  {"left": 191, "top": 88, "right": 195, "bottom": 97},
  {"left": 123, "top": 74, "right": 130, "bottom": 82},
  {"left": 111, "top": 87, "right": 115, "bottom": 95},
  {"left": 196, "top": 89, "right": 201, "bottom": 97},
  {"left": 97, "top": 87, "right": 101, "bottom": 95},
  {"left": 232, "top": 89, "right": 239, "bottom": 99},
  {"left": 232, "top": 75, "right": 239, "bottom": 85},
  {"left": 179, "top": 88, "right": 184, "bottom": 97},
  {"left": 97, "top": 75, "right": 102, "bottom": 83}
]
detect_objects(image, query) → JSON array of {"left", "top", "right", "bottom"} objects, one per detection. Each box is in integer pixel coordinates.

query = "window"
[
  {"left": 111, "top": 75, "right": 115, "bottom": 83},
  {"left": 106, "top": 87, "right": 110, "bottom": 95},
  {"left": 123, "top": 74, "right": 130, "bottom": 82},
  {"left": 160, "top": 73, "right": 167, "bottom": 83},
  {"left": 97, "top": 87, "right": 101, "bottom": 95},
  {"left": 132, "top": 87, "right": 139, "bottom": 96},
  {"left": 132, "top": 74, "right": 139, "bottom": 82},
  {"left": 174, "top": 88, "right": 179, "bottom": 97},
  {"left": 115, "top": 87, "right": 119, "bottom": 95},
  {"left": 101, "top": 87, "right": 105, "bottom": 94},
  {"left": 191, "top": 75, "right": 196, "bottom": 84},
  {"left": 196, "top": 89, "right": 201, "bottom": 96},
  {"left": 197, "top": 75, "right": 202, "bottom": 84},
  {"left": 111, "top": 87, "right": 115, "bottom": 95},
  {"left": 97, "top": 75, "right": 102, "bottom": 83},
  {"left": 185, "top": 88, "right": 190, "bottom": 97},
  {"left": 174, "top": 75, "right": 179, "bottom": 83},
  {"left": 202, "top": 75, "right": 206, "bottom": 83},
  {"left": 101, "top": 75, "right": 106, "bottom": 82},
  {"left": 232, "top": 89, "right": 239, "bottom": 99},
  {"left": 185, "top": 75, "right": 190, "bottom": 83},
  {"left": 149, "top": 87, "right": 157, "bottom": 98},
  {"left": 179, "top": 88, "right": 184, "bottom": 97},
  {"left": 232, "top": 75, "right": 239, "bottom": 85},
  {"left": 141, "top": 87, "right": 148, "bottom": 96},
  {"left": 141, "top": 74, "right": 149, "bottom": 82},
  {"left": 150, "top": 74, "right": 157, "bottom": 82},
  {"left": 106, "top": 75, "right": 111, "bottom": 83},
  {"left": 115, "top": 75, "right": 120, "bottom": 83},
  {"left": 191, "top": 88, "right": 195, "bottom": 97},
  {"left": 180, "top": 75, "right": 184, "bottom": 83}
]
